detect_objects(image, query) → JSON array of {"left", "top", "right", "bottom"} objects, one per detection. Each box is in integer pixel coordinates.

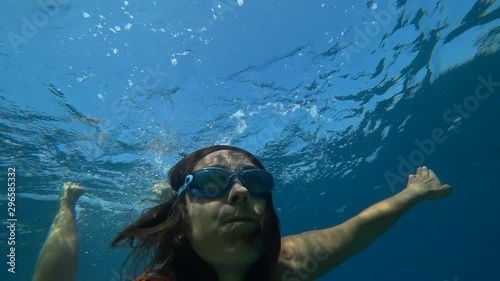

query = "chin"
[
  {"left": 224, "top": 238, "right": 263, "bottom": 259},
  {"left": 222, "top": 234, "right": 263, "bottom": 254},
  {"left": 220, "top": 248, "right": 262, "bottom": 265}
]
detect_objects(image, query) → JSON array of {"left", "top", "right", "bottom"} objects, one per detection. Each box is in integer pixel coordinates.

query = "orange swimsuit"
[{"left": 132, "top": 269, "right": 172, "bottom": 281}]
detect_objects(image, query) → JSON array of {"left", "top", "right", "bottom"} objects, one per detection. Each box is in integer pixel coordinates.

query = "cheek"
[
  {"left": 185, "top": 197, "right": 218, "bottom": 238},
  {"left": 186, "top": 204, "right": 204, "bottom": 234},
  {"left": 254, "top": 198, "right": 267, "bottom": 216}
]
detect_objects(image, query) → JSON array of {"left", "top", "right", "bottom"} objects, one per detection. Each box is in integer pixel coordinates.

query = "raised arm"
[
  {"left": 33, "top": 182, "right": 84, "bottom": 281},
  {"left": 276, "top": 166, "right": 452, "bottom": 281}
]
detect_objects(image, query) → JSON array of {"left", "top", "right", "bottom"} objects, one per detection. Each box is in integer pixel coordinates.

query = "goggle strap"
[{"left": 175, "top": 175, "right": 193, "bottom": 198}]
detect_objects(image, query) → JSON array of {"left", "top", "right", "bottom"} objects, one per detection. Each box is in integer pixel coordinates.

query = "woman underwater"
[{"left": 32, "top": 145, "right": 452, "bottom": 281}]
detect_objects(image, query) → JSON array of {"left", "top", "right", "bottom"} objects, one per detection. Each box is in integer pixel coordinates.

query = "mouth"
[{"left": 221, "top": 215, "right": 263, "bottom": 237}]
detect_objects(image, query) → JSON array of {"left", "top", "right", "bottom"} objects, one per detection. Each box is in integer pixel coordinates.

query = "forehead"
[{"left": 194, "top": 150, "right": 258, "bottom": 170}]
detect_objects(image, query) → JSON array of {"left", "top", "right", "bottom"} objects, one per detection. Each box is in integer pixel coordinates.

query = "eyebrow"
[
  {"left": 206, "top": 164, "right": 258, "bottom": 170},
  {"left": 241, "top": 165, "right": 259, "bottom": 170}
]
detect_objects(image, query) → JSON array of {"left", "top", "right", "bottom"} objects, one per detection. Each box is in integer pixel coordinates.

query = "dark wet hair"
[{"left": 111, "top": 145, "right": 281, "bottom": 281}]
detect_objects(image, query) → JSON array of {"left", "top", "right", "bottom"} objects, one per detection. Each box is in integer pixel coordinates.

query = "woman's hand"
[{"left": 404, "top": 166, "right": 452, "bottom": 201}]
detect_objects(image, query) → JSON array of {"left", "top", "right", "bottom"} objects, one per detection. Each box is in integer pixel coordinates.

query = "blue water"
[{"left": 1, "top": 0, "right": 499, "bottom": 280}]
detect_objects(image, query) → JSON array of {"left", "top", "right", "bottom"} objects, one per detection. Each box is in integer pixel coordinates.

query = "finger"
[
  {"left": 429, "top": 169, "right": 441, "bottom": 183},
  {"left": 434, "top": 189, "right": 452, "bottom": 200},
  {"left": 422, "top": 166, "right": 429, "bottom": 177},
  {"left": 429, "top": 169, "right": 436, "bottom": 178},
  {"left": 439, "top": 187, "right": 453, "bottom": 198},
  {"left": 417, "top": 166, "right": 422, "bottom": 175}
]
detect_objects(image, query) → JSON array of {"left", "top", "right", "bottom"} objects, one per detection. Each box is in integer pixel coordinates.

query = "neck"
[{"left": 213, "top": 263, "right": 248, "bottom": 281}]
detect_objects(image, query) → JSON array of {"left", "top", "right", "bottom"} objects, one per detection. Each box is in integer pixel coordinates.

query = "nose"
[{"left": 227, "top": 180, "right": 249, "bottom": 205}]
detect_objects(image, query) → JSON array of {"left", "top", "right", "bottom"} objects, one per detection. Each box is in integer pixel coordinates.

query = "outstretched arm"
[
  {"left": 32, "top": 181, "right": 167, "bottom": 281},
  {"left": 276, "top": 166, "right": 452, "bottom": 281},
  {"left": 33, "top": 182, "right": 84, "bottom": 281}
]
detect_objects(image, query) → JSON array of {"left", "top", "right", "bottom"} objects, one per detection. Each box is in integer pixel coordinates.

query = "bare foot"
[
  {"left": 406, "top": 166, "right": 452, "bottom": 201},
  {"left": 152, "top": 181, "right": 174, "bottom": 200},
  {"left": 61, "top": 182, "right": 85, "bottom": 206}
]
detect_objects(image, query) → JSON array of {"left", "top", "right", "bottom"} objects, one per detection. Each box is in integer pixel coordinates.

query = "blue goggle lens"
[{"left": 180, "top": 168, "right": 274, "bottom": 198}]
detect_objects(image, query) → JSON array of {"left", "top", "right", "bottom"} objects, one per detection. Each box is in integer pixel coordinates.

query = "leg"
[{"left": 32, "top": 182, "right": 84, "bottom": 281}]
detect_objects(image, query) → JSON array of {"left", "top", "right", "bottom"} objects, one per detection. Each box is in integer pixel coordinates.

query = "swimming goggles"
[{"left": 176, "top": 167, "right": 274, "bottom": 198}]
